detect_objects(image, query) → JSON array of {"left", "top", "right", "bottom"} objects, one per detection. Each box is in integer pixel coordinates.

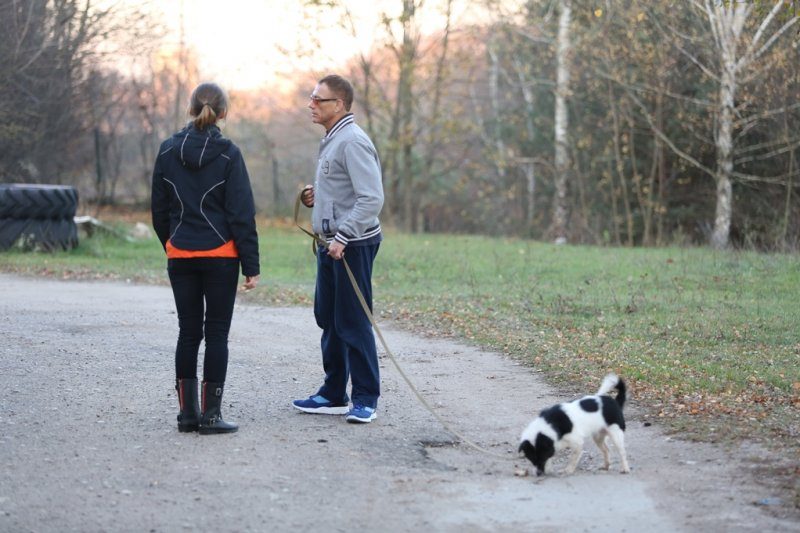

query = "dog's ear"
[{"left": 519, "top": 440, "right": 535, "bottom": 456}]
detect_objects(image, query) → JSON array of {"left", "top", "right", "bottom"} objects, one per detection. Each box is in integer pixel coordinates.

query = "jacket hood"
[{"left": 170, "top": 125, "right": 231, "bottom": 170}]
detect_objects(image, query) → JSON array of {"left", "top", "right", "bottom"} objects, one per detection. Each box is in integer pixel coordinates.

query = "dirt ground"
[{"left": 0, "top": 273, "right": 798, "bottom": 532}]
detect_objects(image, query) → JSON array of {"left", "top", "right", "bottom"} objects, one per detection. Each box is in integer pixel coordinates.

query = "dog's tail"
[{"left": 597, "top": 373, "right": 626, "bottom": 409}]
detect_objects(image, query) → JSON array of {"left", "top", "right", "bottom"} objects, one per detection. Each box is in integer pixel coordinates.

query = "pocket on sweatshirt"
[{"left": 321, "top": 202, "right": 336, "bottom": 234}]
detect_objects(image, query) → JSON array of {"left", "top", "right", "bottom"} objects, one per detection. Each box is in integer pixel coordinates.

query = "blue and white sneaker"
[
  {"left": 292, "top": 395, "right": 349, "bottom": 415},
  {"left": 345, "top": 404, "right": 377, "bottom": 423}
]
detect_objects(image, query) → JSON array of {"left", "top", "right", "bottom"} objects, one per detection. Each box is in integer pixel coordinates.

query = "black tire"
[
  {"left": 0, "top": 184, "right": 79, "bottom": 219},
  {"left": 0, "top": 217, "right": 78, "bottom": 251}
]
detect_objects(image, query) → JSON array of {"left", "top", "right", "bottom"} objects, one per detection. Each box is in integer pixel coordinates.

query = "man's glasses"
[{"left": 309, "top": 94, "right": 339, "bottom": 104}]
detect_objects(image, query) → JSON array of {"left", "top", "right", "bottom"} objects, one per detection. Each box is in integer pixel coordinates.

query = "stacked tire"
[{"left": 0, "top": 184, "right": 79, "bottom": 251}]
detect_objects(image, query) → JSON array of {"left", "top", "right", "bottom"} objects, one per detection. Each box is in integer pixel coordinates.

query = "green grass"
[
  {"left": 2, "top": 223, "right": 799, "bottom": 456},
  {"left": 374, "top": 236, "right": 799, "bottom": 436}
]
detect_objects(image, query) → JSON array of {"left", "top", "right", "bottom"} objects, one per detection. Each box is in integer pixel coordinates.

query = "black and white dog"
[{"left": 519, "top": 374, "right": 630, "bottom": 476}]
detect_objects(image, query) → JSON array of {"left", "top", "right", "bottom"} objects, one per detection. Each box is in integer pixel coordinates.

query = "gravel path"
[{"left": 0, "top": 274, "right": 797, "bottom": 532}]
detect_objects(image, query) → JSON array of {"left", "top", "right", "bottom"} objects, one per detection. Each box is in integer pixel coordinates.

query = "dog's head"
[{"left": 518, "top": 434, "right": 555, "bottom": 476}]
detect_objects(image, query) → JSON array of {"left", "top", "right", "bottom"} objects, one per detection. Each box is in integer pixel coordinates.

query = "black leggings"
[{"left": 167, "top": 257, "right": 239, "bottom": 382}]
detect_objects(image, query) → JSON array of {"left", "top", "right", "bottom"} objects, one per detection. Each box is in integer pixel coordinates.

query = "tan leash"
[{"left": 293, "top": 192, "right": 511, "bottom": 460}]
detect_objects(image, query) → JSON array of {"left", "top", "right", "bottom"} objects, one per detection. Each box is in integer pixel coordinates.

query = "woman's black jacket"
[{"left": 151, "top": 124, "right": 260, "bottom": 277}]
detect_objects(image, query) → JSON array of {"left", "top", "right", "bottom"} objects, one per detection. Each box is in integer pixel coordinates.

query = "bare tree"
[
  {"left": 0, "top": 0, "right": 110, "bottom": 182},
  {"left": 684, "top": 1, "right": 799, "bottom": 248},
  {"left": 131, "top": 48, "right": 201, "bottom": 191},
  {"left": 304, "top": 0, "right": 460, "bottom": 233},
  {"left": 416, "top": 0, "right": 455, "bottom": 232},
  {"left": 0, "top": 0, "right": 165, "bottom": 209},
  {"left": 394, "top": 0, "right": 420, "bottom": 232}
]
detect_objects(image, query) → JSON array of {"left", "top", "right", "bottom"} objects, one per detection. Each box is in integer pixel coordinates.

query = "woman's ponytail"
[{"left": 188, "top": 83, "right": 228, "bottom": 130}]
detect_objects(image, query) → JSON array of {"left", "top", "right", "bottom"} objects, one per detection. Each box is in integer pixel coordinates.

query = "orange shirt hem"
[{"left": 166, "top": 239, "right": 239, "bottom": 259}]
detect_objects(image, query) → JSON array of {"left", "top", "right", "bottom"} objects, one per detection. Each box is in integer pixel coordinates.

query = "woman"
[{"left": 151, "top": 82, "right": 260, "bottom": 434}]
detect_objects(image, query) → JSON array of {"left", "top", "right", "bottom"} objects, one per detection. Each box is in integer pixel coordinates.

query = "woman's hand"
[{"left": 243, "top": 275, "right": 260, "bottom": 290}]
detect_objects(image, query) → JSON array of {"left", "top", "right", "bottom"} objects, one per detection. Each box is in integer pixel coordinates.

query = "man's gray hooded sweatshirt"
[
  {"left": 312, "top": 113, "right": 383, "bottom": 247},
  {"left": 151, "top": 124, "right": 260, "bottom": 277}
]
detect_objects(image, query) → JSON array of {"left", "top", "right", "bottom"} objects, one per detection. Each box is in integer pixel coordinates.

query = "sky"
[
  {"left": 151, "top": 1, "right": 351, "bottom": 90},
  {"left": 138, "top": 0, "right": 495, "bottom": 91}
]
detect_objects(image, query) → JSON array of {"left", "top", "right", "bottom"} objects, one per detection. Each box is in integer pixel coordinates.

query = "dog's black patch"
[
  {"left": 614, "top": 378, "right": 627, "bottom": 408},
  {"left": 533, "top": 433, "right": 555, "bottom": 473},
  {"left": 534, "top": 433, "right": 554, "bottom": 455},
  {"left": 579, "top": 398, "right": 599, "bottom": 412},
  {"left": 518, "top": 439, "right": 535, "bottom": 466},
  {"left": 601, "top": 395, "right": 626, "bottom": 430},
  {"left": 540, "top": 405, "right": 573, "bottom": 437},
  {"left": 519, "top": 434, "right": 556, "bottom": 475}
]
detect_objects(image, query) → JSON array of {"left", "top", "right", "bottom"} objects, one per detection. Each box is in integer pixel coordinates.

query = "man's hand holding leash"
[
  {"left": 327, "top": 240, "right": 345, "bottom": 260},
  {"left": 301, "top": 184, "right": 345, "bottom": 260},
  {"left": 301, "top": 185, "right": 315, "bottom": 208}
]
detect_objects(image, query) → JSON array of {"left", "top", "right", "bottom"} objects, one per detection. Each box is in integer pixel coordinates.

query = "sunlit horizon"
[{"left": 129, "top": 0, "right": 498, "bottom": 91}]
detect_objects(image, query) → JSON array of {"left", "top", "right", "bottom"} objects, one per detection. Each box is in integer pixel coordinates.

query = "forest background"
[{"left": 1, "top": 0, "right": 799, "bottom": 251}]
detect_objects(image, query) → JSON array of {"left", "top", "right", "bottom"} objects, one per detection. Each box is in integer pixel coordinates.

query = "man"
[{"left": 292, "top": 74, "right": 384, "bottom": 424}]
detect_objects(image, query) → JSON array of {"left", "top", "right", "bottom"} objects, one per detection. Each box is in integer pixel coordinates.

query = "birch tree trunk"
[
  {"left": 551, "top": 0, "right": 571, "bottom": 244},
  {"left": 701, "top": 0, "right": 798, "bottom": 248},
  {"left": 707, "top": 2, "right": 746, "bottom": 249},
  {"left": 711, "top": 63, "right": 736, "bottom": 249}
]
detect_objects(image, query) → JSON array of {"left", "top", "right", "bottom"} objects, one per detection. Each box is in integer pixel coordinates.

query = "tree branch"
[
  {"left": 623, "top": 84, "right": 716, "bottom": 179},
  {"left": 740, "top": 0, "right": 785, "bottom": 66}
]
